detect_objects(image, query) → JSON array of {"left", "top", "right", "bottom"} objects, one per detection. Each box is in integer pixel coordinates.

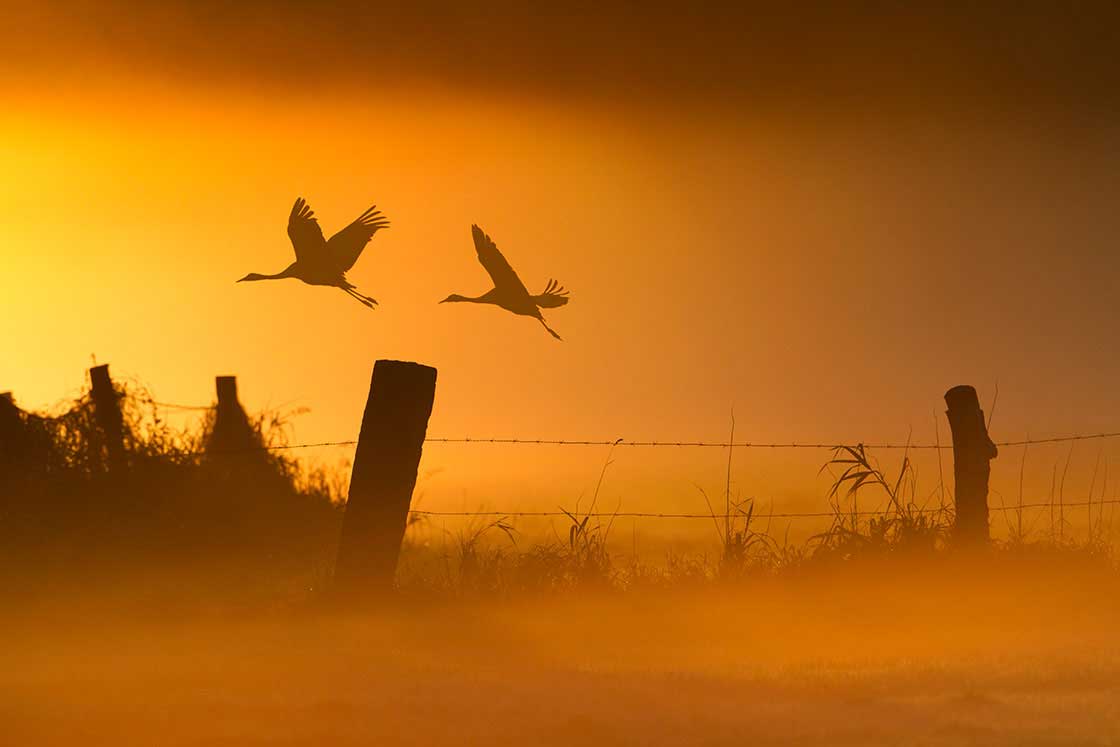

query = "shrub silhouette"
[{"left": 0, "top": 382, "right": 342, "bottom": 604}]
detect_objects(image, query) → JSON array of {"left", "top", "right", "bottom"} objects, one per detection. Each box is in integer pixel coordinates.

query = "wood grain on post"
[
  {"left": 89, "top": 364, "right": 126, "bottom": 470},
  {"left": 944, "top": 385, "right": 998, "bottom": 546},
  {"left": 335, "top": 360, "right": 437, "bottom": 597}
]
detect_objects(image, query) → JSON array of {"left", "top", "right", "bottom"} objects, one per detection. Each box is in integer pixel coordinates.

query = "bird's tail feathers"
[{"left": 533, "top": 278, "right": 570, "bottom": 308}]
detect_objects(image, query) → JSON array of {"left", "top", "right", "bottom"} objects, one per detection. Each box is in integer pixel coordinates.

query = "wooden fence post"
[
  {"left": 89, "top": 364, "right": 126, "bottom": 470},
  {"left": 334, "top": 360, "right": 437, "bottom": 598},
  {"left": 216, "top": 376, "right": 239, "bottom": 413},
  {"left": 945, "top": 385, "right": 998, "bottom": 546},
  {"left": 0, "top": 392, "right": 22, "bottom": 465},
  {"left": 206, "top": 375, "right": 257, "bottom": 457}
]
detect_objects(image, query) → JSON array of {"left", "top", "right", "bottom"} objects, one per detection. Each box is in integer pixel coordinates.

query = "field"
[
  {"left": 5, "top": 382, "right": 1120, "bottom": 745},
  {"left": 8, "top": 4, "right": 1120, "bottom": 744},
  {"left": 6, "top": 557, "right": 1120, "bottom": 747}
]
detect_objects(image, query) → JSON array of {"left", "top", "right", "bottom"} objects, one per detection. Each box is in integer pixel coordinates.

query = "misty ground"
[
  {"left": 5, "top": 389, "right": 1119, "bottom": 744},
  {"left": 6, "top": 561, "right": 1119, "bottom": 747}
]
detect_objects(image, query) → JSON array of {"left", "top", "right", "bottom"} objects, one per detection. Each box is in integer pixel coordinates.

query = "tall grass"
[{"left": 811, "top": 444, "right": 952, "bottom": 561}]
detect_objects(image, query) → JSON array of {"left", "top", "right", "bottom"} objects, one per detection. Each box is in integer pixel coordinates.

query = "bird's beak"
[{"left": 236, "top": 274, "right": 251, "bottom": 283}]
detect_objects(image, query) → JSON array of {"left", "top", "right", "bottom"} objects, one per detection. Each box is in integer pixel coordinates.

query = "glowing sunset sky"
[{"left": 3, "top": 3, "right": 1119, "bottom": 531}]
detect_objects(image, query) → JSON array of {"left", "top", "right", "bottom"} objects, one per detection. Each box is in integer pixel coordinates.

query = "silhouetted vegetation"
[
  {"left": 0, "top": 382, "right": 343, "bottom": 605},
  {"left": 395, "top": 442, "right": 1114, "bottom": 599},
  {"left": 2, "top": 384, "right": 1114, "bottom": 611}
]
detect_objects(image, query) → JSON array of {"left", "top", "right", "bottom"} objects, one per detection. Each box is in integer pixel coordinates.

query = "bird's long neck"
[
  {"left": 244, "top": 264, "right": 297, "bottom": 282},
  {"left": 446, "top": 292, "right": 493, "bottom": 304}
]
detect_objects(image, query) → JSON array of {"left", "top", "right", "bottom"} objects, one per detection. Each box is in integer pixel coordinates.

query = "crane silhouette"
[
  {"left": 441, "top": 225, "right": 570, "bottom": 340},
  {"left": 237, "top": 197, "right": 389, "bottom": 309}
]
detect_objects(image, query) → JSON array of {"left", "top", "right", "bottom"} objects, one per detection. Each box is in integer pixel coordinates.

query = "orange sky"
[{"left": 3, "top": 3, "right": 1119, "bottom": 541}]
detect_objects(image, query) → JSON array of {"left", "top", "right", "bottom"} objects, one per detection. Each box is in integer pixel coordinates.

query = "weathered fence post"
[
  {"left": 334, "top": 360, "right": 437, "bottom": 598},
  {"left": 89, "top": 364, "right": 126, "bottom": 470},
  {"left": 206, "top": 375, "right": 257, "bottom": 457},
  {"left": 945, "top": 385, "right": 998, "bottom": 546},
  {"left": 216, "top": 376, "right": 239, "bottom": 413},
  {"left": 0, "top": 392, "right": 22, "bottom": 465}
]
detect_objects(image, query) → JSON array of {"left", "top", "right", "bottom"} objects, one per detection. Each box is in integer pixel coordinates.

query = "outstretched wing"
[
  {"left": 327, "top": 205, "right": 390, "bottom": 272},
  {"left": 471, "top": 225, "right": 530, "bottom": 296},
  {"left": 287, "top": 197, "right": 326, "bottom": 263},
  {"left": 533, "top": 278, "right": 570, "bottom": 308}
]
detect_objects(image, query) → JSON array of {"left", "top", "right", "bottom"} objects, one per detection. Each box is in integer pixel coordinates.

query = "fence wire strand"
[
  {"left": 230, "top": 431, "right": 1120, "bottom": 522},
  {"left": 10, "top": 398, "right": 1120, "bottom": 522},
  {"left": 115, "top": 398, "right": 1120, "bottom": 451},
  {"left": 212, "top": 430, "right": 1120, "bottom": 454},
  {"left": 89, "top": 429, "right": 1120, "bottom": 459},
  {"left": 406, "top": 498, "right": 1120, "bottom": 521}
]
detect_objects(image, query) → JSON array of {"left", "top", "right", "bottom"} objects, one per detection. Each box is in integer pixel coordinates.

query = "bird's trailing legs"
[
  {"left": 538, "top": 316, "right": 562, "bottom": 341},
  {"left": 341, "top": 286, "right": 378, "bottom": 309}
]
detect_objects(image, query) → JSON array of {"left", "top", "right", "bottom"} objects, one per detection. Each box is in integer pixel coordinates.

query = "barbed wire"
[
  {"left": 407, "top": 498, "right": 1120, "bottom": 521},
  {"left": 111, "top": 399, "right": 1120, "bottom": 451},
  {"left": 424, "top": 433, "right": 1120, "bottom": 449},
  {"left": 256, "top": 440, "right": 358, "bottom": 451},
  {"left": 9, "top": 403, "right": 1120, "bottom": 522},
  {"left": 152, "top": 401, "right": 213, "bottom": 412},
  {"left": 197, "top": 429, "right": 1120, "bottom": 455},
  {"left": 997, "top": 432, "right": 1120, "bottom": 447}
]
